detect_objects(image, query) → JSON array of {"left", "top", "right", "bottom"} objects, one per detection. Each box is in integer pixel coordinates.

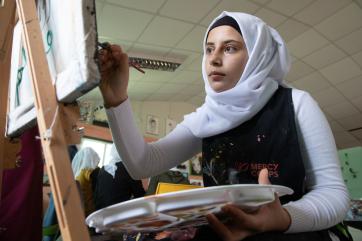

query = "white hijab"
[
  {"left": 71, "top": 147, "right": 100, "bottom": 178},
  {"left": 180, "top": 11, "right": 290, "bottom": 138},
  {"left": 103, "top": 144, "right": 122, "bottom": 178}
]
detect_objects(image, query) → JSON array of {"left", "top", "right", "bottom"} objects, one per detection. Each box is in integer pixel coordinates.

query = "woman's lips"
[{"left": 209, "top": 71, "right": 225, "bottom": 81}]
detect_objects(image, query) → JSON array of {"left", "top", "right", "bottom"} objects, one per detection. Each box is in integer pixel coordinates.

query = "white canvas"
[
  {"left": 6, "top": 0, "right": 99, "bottom": 137},
  {"left": 37, "top": 0, "right": 100, "bottom": 103},
  {"left": 6, "top": 22, "right": 37, "bottom": 137}
]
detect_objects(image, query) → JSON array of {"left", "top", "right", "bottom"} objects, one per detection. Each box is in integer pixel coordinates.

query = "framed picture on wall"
[
  {"left": 165, "top": 118, "right": 177, "bottom": 134},
  {"left": 189, "top": 154, "right": 202, "bottom": 176},
  {"left": 146, "top": 115, "right": 160, "bottom": 135},
  {"left": 79, "top": 101, "right": 93, "bottom": 123}
]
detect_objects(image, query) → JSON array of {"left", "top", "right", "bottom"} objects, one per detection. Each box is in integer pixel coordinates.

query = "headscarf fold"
[
  {"left": 104, "top": 144, "right": 122, "bottom": 178},
  {"left": 71, "top": 147, "right": 100, "bottom": 178},
  {"left": 180, "top": 11, "right": 290, "bottom": 138}
]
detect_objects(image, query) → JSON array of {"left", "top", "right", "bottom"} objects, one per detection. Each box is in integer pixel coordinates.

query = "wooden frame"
[
  {"left": 80, "top": 122, "right": 159, "bottom": 143},
  {"left": 81, "top": 122, "right": 113, "bottom": 142},
  {"left": 0, "top": 1, "right": 91, "bottom": 240}
]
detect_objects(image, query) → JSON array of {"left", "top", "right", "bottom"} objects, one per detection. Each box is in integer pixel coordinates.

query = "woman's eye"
[
  {"left": 225, "top": 46, "right": 237, "bottom": 53},
  {"left": 205, "top": 47, "right": 213, "bottom": 54}
]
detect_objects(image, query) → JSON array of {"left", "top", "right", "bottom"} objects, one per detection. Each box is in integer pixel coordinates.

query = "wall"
[
  {"left": 131, "top": 100, "right": 197, "bottom": 138},
  {"left": 338, "top": 146, "right": 362, "bottom": 199},
  {"left": 90, "top": 99, "right": 197, "bottom": 139}
]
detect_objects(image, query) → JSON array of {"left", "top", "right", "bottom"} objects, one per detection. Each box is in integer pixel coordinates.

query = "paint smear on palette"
[
  {"left": 107, "top": 204, "right": 224, "bottom": 232},
  {"left": 173, "top": 216, "right": 208, "bottom": 229},
  {"left": 87, "top": 184, "right": 292, "bottom": 233},
  {"left": 164, "top": 203, "right": 224, "bottom": 220},
  {"left": 108, "top": 213, "right": 178, "bottom": 232}
]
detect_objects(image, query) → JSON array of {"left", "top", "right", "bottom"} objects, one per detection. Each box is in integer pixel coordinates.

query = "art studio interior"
[{"left": 0, "top": 0, "right": 362, "bottom": 241}]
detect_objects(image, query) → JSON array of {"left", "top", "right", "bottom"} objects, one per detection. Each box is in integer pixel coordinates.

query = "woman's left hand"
[{"left": 206, "top": 169, "right": 291, "bottom": 241}]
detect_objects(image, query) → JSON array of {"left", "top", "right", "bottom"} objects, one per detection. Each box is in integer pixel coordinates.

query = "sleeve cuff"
[{"left": 283, "top": 203, "right": 314, "bottom": 233}]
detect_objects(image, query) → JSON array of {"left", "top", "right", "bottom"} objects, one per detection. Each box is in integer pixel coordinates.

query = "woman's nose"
[{"left": 209, "top": 51, "right": 222, "bottom": 66}]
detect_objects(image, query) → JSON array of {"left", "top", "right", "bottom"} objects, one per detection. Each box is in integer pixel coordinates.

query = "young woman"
[{"left": 98, "top": 12, "right": 350, "bottom": 241}]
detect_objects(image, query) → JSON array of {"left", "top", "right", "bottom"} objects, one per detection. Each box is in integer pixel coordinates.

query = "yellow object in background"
[{"left": 156, "top": 182, "right": 202, "bottom": 194}]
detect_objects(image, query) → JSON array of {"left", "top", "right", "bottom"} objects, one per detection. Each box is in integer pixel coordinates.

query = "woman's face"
[{"left": 205, "top": 25, "right": 248, "bottom": 92}]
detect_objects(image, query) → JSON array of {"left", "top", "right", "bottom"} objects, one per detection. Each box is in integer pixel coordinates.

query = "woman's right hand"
[
  {"left": 206, "top": 169, "right": 291, "bottom": 241},
  {"left": 98, "top": 44, "right": 129, "bottom": 108}
]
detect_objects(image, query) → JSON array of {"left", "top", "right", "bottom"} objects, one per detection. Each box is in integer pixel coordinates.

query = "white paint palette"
[{"left": 86, "top": 184, "right": 293, "bottom": 234}]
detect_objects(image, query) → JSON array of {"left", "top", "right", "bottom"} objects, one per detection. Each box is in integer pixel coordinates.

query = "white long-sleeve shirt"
[{"left": 106, "top": 88, "right": 350, "bottom": 234}]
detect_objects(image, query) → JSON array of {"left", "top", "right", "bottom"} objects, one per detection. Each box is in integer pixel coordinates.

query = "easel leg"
[
  {"left": 0, "top": 0, "right": 16, "bottom": 202},
  {"left": 15, "top": 0, "right": 91, "bottom": 240}
]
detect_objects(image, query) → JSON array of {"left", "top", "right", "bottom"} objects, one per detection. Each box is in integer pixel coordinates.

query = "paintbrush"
[{"left": 98, "top": 42, "right": 145, "bottom": 74}]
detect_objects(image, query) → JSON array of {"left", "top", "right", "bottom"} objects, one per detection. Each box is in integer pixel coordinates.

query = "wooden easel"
[
  {"left": 0, "top": 0, "right": 16, "bottom": 194},
  {"left": 0, "top": 0, "right": 91, "bottom": 240}
]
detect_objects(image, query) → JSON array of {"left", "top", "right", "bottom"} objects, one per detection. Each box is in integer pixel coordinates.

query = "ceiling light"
[{"left": 129, "top": 57, "right": 181, "bottom": 72}]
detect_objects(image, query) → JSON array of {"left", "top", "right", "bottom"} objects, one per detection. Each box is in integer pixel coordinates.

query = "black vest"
[{"left": 202, "top": 87, "right": 305, "bottom": 203}]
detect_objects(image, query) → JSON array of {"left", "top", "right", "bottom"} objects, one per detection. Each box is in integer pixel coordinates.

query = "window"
[{"left": 80, "top": 138, "right": 113, "bottom": 167}]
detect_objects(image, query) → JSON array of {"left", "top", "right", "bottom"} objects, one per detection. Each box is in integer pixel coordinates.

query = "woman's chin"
[
  {"left": 211, "top": 85, "right": 228, "bottom": 93},
  {"left": 210, "top": 84, "right": 229, "bottom": 93}
]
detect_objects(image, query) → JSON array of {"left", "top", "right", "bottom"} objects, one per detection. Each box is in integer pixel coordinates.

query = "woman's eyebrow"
[{"left": 206, "top": 40, "right": 243, "bottom": 45}]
